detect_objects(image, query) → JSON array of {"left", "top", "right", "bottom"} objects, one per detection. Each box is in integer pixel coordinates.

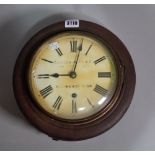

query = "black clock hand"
[
  {"left": 72, "top": 39, "right": 83, "bottom": 72},
  {"left": 38, "top": 73, "right": 70, "bottom": 78},
  {"left": 73, "top": 51, "right": 80, "bottom": 72},
  {"left": 52, "top": 73, "right": 70, "bottom": 78},
  {"left": 38, "top": 40, "right": 83, "bottom": 79}
]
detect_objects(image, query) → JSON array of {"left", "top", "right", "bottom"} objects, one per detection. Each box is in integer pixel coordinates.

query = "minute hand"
[{"left": 73, "top": 40, "right": 83, "bottom": 72}]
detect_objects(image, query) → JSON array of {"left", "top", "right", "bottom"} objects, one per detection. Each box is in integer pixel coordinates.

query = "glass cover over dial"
[{"left": 28, "top": 32, "right": 118, "bottom": 120}]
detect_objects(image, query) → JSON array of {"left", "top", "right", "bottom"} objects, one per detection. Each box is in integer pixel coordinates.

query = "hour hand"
[{"left": 37, "top": 73, "right": 70, "bottom": 78}]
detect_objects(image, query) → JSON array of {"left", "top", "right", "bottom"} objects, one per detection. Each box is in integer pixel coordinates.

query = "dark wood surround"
[{"left": 13, "top": 20, "right": 136, "bottom": 141}]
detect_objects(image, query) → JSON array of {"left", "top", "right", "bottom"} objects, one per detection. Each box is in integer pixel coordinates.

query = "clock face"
[{"left": 28, "top": 32, "right": 118, "bottom": 120}]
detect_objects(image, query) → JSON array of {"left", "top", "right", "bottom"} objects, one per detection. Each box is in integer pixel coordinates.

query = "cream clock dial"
[{"left": 29, "top": 32, "right": 117, "bottom": 120}]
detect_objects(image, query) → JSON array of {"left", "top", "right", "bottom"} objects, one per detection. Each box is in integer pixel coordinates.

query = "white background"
[{"left": 0, "top": 4, "right": 155, "bottom": 150}]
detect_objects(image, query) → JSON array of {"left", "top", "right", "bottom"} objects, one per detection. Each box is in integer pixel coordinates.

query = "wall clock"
[{"left": 13, "top": 19, "right": 136, "bottom": 141}]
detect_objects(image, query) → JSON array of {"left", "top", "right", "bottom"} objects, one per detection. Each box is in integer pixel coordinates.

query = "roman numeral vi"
[{"left": 72, "top": 100, "right": 77, "bottom": 113}]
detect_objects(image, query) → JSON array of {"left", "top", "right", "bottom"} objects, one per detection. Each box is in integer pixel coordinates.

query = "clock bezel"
[
  {"left": 27, "top": 30, "right": 121, "bottom": 122},
  {"left": 13, "top": 20, "right": 136, "bottom": 140}
]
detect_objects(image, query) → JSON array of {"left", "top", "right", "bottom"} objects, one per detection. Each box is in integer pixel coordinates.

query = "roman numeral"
[
  {"left": 55, "top": 48, "right": 63, "bottom": 56},
  {"left": 40, "top": 85, "right": 53, "bottom": 98},
  {"left": 78, "top": 39, "right": 83, "bottom": 51},
  {"left": 94, "top": 56, "right": 106, "bottom": 65},
  {"left": 93, "top": 84, "right": 108, "bottom": 96},
  {"left": 72, "top": 100, "right": 77, "bottom": 113},
  {"left": 41, "top": 58, "right": 53, "bottom": 63},
  {"left": 70, "top": 39, "right": 83, "bottom": 52},
  {"left": 87, "top": 98, "right": 94, "bottom": 108},
  {"left": 70, "top": 40, "right": 77, "bottom": 52},
  {"left": 98, "top": 72, "right": 111, "bottom": 78},
  {"left": 53, "top": 96, "right": 63, "bottom": 110},
  {"left": 37, "top": 74, "right": 50, "bottom": 79},
  {"left": 85, "top": 44, "right": 93, "bottom": 55}
]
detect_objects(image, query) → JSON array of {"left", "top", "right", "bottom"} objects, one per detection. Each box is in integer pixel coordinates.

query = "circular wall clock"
[{"left": 13, "top": 19, "right": 136, "bottom": 141}]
